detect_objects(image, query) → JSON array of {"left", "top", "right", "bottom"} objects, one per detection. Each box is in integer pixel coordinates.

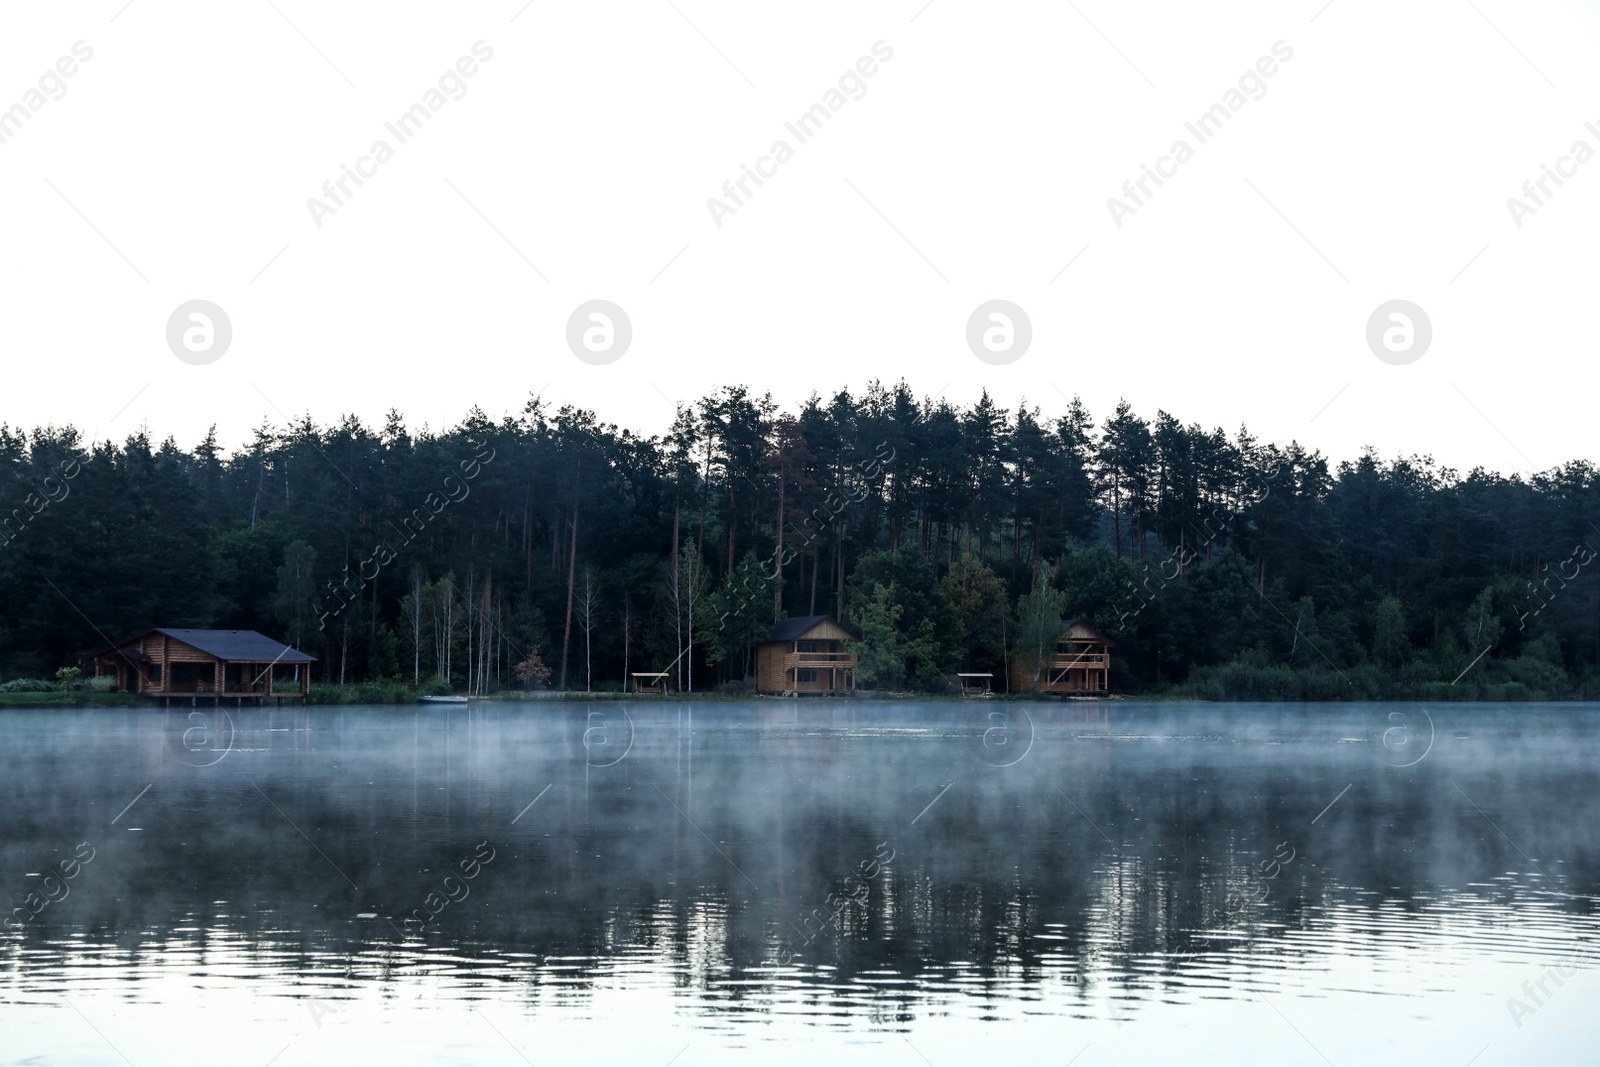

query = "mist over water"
[{"left": 1, "top": 702, "right": 1596, "bottom": 1065}]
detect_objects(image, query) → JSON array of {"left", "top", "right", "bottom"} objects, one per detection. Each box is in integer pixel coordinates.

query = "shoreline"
[{"left": 5, "top": 690, "right": 1599, "bottom": 708}]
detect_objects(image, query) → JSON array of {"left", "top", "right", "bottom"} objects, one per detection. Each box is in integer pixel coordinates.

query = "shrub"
[
  {"left": 1174, "top": 660, "right": 1381, "bottom": 701},
  {"left": 351, "top": 680, "right": 415, "bottom": 704},
  {"left": 1396, "top": 660, "right": 1441, "bottom": 686},
  {"left": 309, "top": 681, "right": 421, "bottom": 704},
  {"left": 1495, "top": 656, "right": 1571, "bottom": 698},
  {"left": 1412, "top": 680, "right": 1480, "bottom": 702},
  {"left": 0, "top": 678, "right": 56, "bottom": 693}
]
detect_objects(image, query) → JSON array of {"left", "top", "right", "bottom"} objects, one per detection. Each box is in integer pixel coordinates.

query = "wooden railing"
[
  {"left": 1046, "top": 670, "right": 1108, "bottom": 690},
  {"left": 783, "top": 651, "right": 857, "bottom": 671},
  {"left": 161, "top": 680, "right": 218, "bottom": 694},
  {"left": 149, "top": 680, "right": 275, "bottom": 695}
]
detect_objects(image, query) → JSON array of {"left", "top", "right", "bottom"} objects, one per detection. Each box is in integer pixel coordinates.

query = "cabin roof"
[
  {"left": 761, "top": 614, "right": 858, "bottom": 643},
  {"left": 1062, "top": 617, "right": 1114, "bottom": 646},
  {"left": 97, "top": 628, "right": 317, "bottom": 663}
]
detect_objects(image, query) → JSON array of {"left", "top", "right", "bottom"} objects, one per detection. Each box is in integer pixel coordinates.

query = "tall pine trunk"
[
  {"left": 774, "top": 473, "right": 785, "bottom": 623},
  {"left": 560, "top": 509, "right": 578, "bottom": 690}
]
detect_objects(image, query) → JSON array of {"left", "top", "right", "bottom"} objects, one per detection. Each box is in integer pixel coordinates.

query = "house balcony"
[
  {"left": 783, "top": 651, "right": 858, "bottom": 671},
  {"left": 1049, "top": 652, "right": 1105, "bottom": 667}
]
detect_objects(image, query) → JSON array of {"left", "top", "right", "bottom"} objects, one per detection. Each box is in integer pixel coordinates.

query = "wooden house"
[
  {"left": 755, "top": 615, "right": 858, "bottom": 696},
  {"left": 93, "top": 628, "right": 315, "bottom": 701},
  {"left": 1008, "top": 618, "right": 1112, "bottom": 695}
]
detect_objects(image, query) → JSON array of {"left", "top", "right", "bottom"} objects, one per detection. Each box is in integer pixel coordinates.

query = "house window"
[
  {"left": 797, "top": 669, "right": 818, "bottom": 683},
  {"left": 798, "top": 640, "right": 819, "bottom": 653},
  {"left": 149, "top": 665, "right": 161, "bottom": 683}
]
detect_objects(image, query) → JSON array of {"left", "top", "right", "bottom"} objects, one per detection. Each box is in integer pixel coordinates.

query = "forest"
[{"left": 2, "top": 382, "right": 1597, "bottom": 700}]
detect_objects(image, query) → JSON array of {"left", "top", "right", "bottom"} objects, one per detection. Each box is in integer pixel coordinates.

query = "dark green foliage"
[
  {"left": 1, "top": 387, "right": 1598, "bottom": 698},
  {"left": 940, "top": 553, "right": 1008, "bottom": 673},
  {"left": 699, "top": 551, "right": 774, "bottom": 678},
  {"left": 1013, "top": 581, "right": 1067, "bottom": 691},
  {"left": 847, "top": 548, "right": 962, "bottom": 690},
  {"left": 307, "top": 680, "right": 418, "bottom": 704},
  {"left": 0, "top": 678, "right": 55, "bottom": 692}
]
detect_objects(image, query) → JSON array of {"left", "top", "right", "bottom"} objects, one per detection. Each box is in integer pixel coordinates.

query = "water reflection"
[{"left": 1, "top": 702, "right": 1596, "bottom": 1064}]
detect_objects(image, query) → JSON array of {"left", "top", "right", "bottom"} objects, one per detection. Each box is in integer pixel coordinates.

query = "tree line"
[{"left": 2, "top": 382, "right": 1597, "bottom": 698}]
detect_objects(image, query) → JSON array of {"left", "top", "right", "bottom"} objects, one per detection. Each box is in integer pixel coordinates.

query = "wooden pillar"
[{"left": 265, "top": 664, "right": 274, "bottom": 697}]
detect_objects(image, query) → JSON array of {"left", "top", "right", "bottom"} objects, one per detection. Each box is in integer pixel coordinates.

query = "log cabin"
[
  {"left": 755, "top": 615, "right": 858, "bottom": 696},
  {"left": 93, "top": 628, "right": 316, "bottom": 701},
  {"left": 1008, "top": 618, "right": 1112, "bottom": 695}
]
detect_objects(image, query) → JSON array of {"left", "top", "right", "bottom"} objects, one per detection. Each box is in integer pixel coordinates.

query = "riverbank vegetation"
[{"left": 2, "top": 384, "right": 1597, "bottom": 699}]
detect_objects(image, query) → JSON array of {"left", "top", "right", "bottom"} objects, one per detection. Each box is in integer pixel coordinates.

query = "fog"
[{"left": 2, "top": 702, "right": 1596, "bottom": 1029}]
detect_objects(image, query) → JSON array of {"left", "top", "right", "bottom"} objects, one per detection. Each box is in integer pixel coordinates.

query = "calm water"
[{"left": 1, "top": 701, "right": 1596, "bottom": 1066}]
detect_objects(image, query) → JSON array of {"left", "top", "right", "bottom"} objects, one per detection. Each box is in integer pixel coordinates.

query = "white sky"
[{"left": 2, "top": 0, "right": 1598, "bottom": 476}]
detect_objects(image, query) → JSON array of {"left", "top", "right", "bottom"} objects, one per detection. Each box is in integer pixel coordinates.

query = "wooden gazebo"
[
  {"left": 94, "top": 628, "right": 316, "bottom": 703},
  {"left": 957, "top": 672, "right": 994, "bottom": 697},
  {"left": 630, "top": 672, "right": 670, "bottom": 695}
]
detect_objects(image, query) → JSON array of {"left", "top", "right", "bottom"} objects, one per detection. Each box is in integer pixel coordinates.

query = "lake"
[{"left": 0, "top": 701, "right": 1595, "bottom": 1066}]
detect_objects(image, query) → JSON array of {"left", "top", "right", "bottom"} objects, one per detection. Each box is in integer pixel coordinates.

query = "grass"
[{"left": 0, "top": 691, "right": 139, "bottom": 707}]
